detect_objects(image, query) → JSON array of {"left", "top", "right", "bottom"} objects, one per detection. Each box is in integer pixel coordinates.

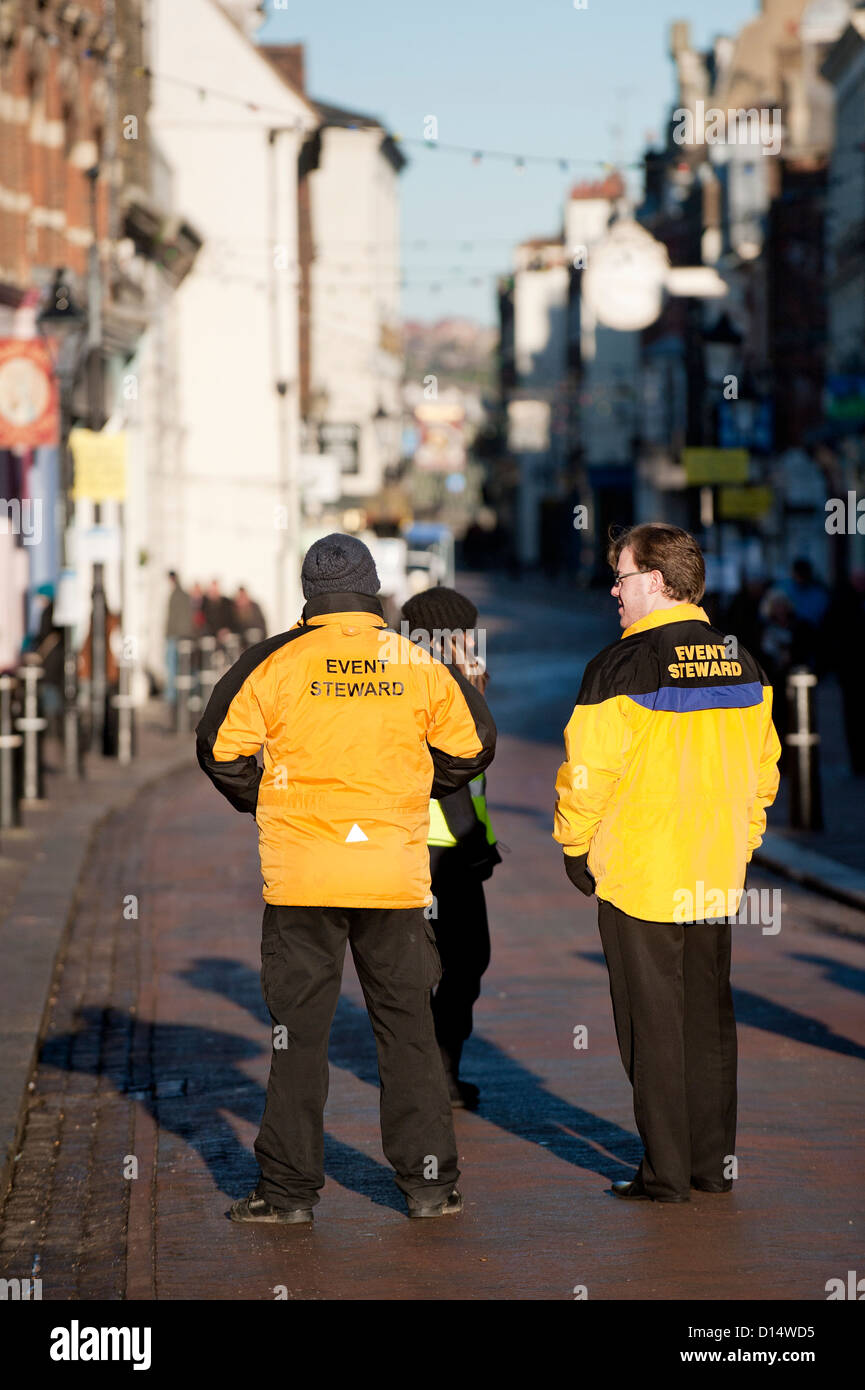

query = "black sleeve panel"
[
  {"left": 195, "top": 625, "right": 313, "bottom": 816},
  {"left": 428, "top": 663, "right": 497, "bottom": 798},
  {"left": 438, "top": 784, "right": 479, "bottom": 842},
  {"left": 195, "top": 742, "right": 262, "bottom": 816}
]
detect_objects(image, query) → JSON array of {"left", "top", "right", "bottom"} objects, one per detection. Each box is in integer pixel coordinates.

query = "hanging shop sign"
[
  {"left": 70, "top": 428, "right": 127, "bottom": 501},
  {"left": 0, "top": 339, "right": 59, "bottom": 448},
  {"left": 682, "top": 447, "right": 749, "bottom": 485}
]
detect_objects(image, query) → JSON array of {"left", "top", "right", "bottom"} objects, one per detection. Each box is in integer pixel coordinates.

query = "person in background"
[
  {"left": 190, "top": 582, "right": 207, "bottom": 637},
  {"left": 25, "top": 584, "right": 64, "bottom": 737},
  {"left": 758, "top": 588, "right": 811, "bottom": 773},
  {"left": 78, "top": 607, "right": 122, "bottom": 756},
  {"left": 165, "top": 571, "right": 194, "bottom": 705},
  {"left": 825, "top": 571, "right": 865, "bottom": 776},
  {"left": 401, "top": 586, "right": 500, "bottom": 1109},
  {"left": 783, "top": 557, "right": 829, "bottom": 672},
  {"left": 203, "top": 579, "right": 235, "bottom": 643},
  {"left": 232, "top": 586, "right": 267, "bottom": 648},
  {"left": 721, "top": 572, "right": 769, "bottom": 668}
]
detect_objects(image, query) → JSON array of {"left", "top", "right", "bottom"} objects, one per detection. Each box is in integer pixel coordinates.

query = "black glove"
[
  {"left": 564, "top": 850, "right": 595, "bottom": 897},
  {"left": 460, "top": 821, "right": 502, "bottom": 881}
]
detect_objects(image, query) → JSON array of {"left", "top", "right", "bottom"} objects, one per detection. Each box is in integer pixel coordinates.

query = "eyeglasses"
[{"left": 611, "top": 570, "right": 646, "bottom": 590}]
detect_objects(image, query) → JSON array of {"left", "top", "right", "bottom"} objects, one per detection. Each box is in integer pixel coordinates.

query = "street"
[{"left": 1, "top": 577, "right": 862, "bottom": 1302}]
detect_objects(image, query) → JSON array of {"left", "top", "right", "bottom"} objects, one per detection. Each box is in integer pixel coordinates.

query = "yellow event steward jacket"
[
  {"left": 553, "top": 603, "right": 781, "bottom": 923},
  {"left": 196, "top": 593, "right": 496, "bottom": 909}
]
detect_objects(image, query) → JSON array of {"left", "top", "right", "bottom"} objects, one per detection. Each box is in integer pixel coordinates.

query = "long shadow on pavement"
[
  {"left": 788, "top": 953, "right": 865, "bottom": 997},
  {"left": 181, "top": 957, "right": 643, "bottom": 1182},
  {"left": 579, "top": 950, "right": 865, "bottom": 1061},
  {"left": 37, "top": 1005, "right": 404, "bottom": 1212}
]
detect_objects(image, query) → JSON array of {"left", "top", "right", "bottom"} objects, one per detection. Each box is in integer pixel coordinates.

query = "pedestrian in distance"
[
  {"left": 554, "top": 522, "right": 781, "bottom": 1203},
  {"left": 164, "top": 570, "right": 194, "bottom": 706},
  {"left": 25, "top": 584, "right": 64, "bottom": 736},
  {"left": 196, "top": 534, "right": 496, "bottom": 1223},
  {"left": 203, "top": 579, "right": 236, "bottom": 643},
  {"left": 232, "top": 585, "right": 267, "bottom": 648},
  {"left": 401, "top": 586, "right": 501, "bottom": 1110}
]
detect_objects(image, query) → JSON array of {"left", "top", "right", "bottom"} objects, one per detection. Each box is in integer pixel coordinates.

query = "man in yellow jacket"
[
  {"left": 554, "top": 523, "right": 781, "bottom": 1203},
  {"left": 197, "top": 534, "right": 496, "bottom": 1222}
]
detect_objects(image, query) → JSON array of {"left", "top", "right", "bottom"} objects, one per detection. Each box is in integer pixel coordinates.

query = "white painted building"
[
  {"left": 565, "top": 180, "right": 640, "bottom": 474},
  {"left": 506, "top": 238, "right": 570, "bottom": 567},
  {"left": 144, "top": 0, "right": 318, "bottom": 656},
  {"left": 300, "top": 98, "right": 406, "bottom": 509}
]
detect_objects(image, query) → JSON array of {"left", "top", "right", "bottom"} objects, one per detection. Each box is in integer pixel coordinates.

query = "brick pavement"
[
  {"left": 1, "top": 732, "right": 863, "bottom": 1301},
  {"left": 0, "top": 708, "right": 190, "bottom": 1198}
]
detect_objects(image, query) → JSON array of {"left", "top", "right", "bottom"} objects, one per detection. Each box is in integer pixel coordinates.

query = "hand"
[{"left": 564, "top": 850, "right": 595, "bottom": 897}]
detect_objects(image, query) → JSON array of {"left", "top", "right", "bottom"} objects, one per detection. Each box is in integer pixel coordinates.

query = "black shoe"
[
  {"left": 445, "top": 1072, "right": 480, "bottom": 1110},
  {"left": 610, "top": 1179, "right": 652, "bottom": 1201},
  {"left": 406, "top": 1189, "right": 463, "bottom": 1219},
  {"left": 229, "top": 1191, "right": 314, "bottom": 1224},
  {"left": 610, "top": 1179, "right": 690, "bottom": 1204},
  {"left": 691, "top": 1178, "right": 733, "bottom": 1193}
]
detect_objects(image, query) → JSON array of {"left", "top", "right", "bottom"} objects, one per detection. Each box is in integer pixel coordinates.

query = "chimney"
[{"left": 266, "top": 43, "right": 306, "bottom": 94}]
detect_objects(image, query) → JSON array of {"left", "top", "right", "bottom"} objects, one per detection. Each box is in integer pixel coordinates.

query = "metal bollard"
[
  {"left": 786, "top": 667, "right": 823, "bottom": 831},
  {"left": 176, "top": 639, "right": 194, "bottom": 735},
  {"left": 15, "top": 663, "right": 47, "bottom": 802},
  {"left": 90, "top": 562, "right": 108, "bottom": 755},
  {"left": 0, "top": 675, "right": 23, "bottom": 829},
  {"left": 198, "top": 636, "right": 218, "bottom": 713},
  {"left": 62, "top": 623, "right": 82, "bottom": 779},
  {"left": 223, "top": 632, "right": 241, "bottom": 668},
  {"left": 113, "top": 656, "right": 136, "bottom": 766}
]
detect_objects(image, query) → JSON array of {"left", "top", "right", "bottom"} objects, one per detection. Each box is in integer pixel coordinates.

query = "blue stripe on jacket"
[{"left": 627, "top": 681, "right": 764, "bottom": 713}]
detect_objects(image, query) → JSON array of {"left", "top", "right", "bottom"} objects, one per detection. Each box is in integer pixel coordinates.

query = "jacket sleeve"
[
  {"left": 438, "top": 784, "right": 479, "bottom": 842},
  {"left": 426, "top": 661, "right": 496, "bottom": 798},
  {"left": 196, "top": 665, "right": 267, "bottom": 815},
  {"left": 553, "top": 685, "right": 635, "bottom": 857},
  {"left": 746, "top": 684, "right": 782, "bottom": 860}
]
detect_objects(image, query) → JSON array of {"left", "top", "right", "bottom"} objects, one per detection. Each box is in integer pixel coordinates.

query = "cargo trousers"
[{"left": 254, "top": 903, "right": 459, "bottom": 1209}]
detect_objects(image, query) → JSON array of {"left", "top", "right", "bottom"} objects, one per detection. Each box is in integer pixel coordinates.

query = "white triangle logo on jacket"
[{"left": 345, "top": 823, "right": 368, "bottom": 842}]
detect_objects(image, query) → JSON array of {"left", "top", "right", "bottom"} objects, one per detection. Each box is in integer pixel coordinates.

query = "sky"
[{"left": 257, "top": 0, "right": 760, "bottom": 325}]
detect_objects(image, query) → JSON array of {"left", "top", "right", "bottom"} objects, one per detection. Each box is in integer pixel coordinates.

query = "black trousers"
[
  {"left": 598, "top": 899, "right": 738, "bottom": 1201},
  {"left": 254, "top": 904, "right": 458, "bottom": 1209},
  {"left": 429, "top": 853, "right": 491, "bottom": 1073}
]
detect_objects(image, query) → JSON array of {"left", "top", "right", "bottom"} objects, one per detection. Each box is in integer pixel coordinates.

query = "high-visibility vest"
[{"left": 428, "top": 773, "right": 496, "bottom": 848}]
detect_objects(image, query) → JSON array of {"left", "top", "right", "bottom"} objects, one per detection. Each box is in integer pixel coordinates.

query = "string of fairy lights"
[
  {"left": 134, "top": 64, "right": 638, "bottom": 175},
  {"left": 133, "top": 65, "right": 626, "bottom": 295},
  {"left": 101, "top": 61, "right": 858, "bottom": 302}
]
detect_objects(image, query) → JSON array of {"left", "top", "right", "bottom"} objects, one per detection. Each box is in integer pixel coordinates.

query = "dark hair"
[{"left": 607, "top": 522, "right": 705, "bottom": 603}]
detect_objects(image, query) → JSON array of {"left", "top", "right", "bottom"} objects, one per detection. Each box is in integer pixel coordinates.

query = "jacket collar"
[
  {"left": 622, "top": 602, "right": 709, "bottom": 640},
  {"left": 301, "top": 591, "right": 386, "bottom": 626}
]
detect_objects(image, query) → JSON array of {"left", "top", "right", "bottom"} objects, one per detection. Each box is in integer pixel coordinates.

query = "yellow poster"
[
  {"left": 70, "top": 429, "right": 127, "bottom": 501},
  {"left": 718, "top": 485, "right": 774, "bottom": 520},
  {"left": 682, "top": 448, "right": 749, "bottom": 486}
]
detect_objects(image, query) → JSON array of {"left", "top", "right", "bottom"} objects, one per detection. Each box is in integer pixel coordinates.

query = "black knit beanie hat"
[
  {"left": 401, "top": 586, "right": 479, "bottom": 639},
  {"left": 301, "top": 533, "right": 380, "bottom": 599}
]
